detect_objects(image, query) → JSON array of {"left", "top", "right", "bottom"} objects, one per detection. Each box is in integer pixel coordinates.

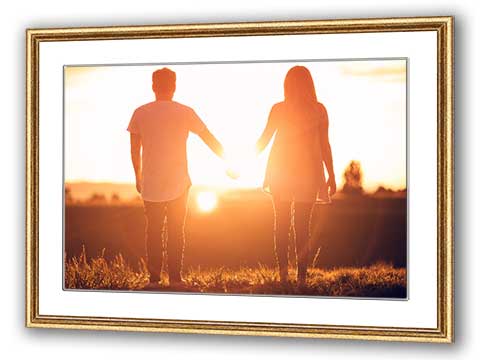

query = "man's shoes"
[
  {"left": 149, "top": 272, "right": 161, "bottom": 283},
  {"left": 143, "top": 281, "right": 161, "bottom": 290},
  {"left": 279, "top": 268, "right": 288, "bottom": 284},
  {"left": 297, "top": 276, "right": 307, "bottom": 288},
  {"left": 168, "top": 276, "right": 188, "bottom": 291}
]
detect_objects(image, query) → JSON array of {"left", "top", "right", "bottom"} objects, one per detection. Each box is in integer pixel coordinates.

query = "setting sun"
[{"left": 196, "top": 191, "right": 218, "bottom": 212}]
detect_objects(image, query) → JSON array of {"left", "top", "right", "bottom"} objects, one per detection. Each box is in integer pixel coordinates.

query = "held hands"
[
  {"left": 224, "top": 145, "right": 259, "bottom": 180},
  {"left": 224, "top": 156, "right": 242, "bottom": 180},
  {"left": 226, "top": 167, "right": 240, "bottom": 180}
]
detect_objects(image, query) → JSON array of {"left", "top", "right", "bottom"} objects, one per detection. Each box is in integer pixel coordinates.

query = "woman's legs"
[
  {"left": 272, "top": 197, "right": 291, "bottom": 282},
  {"left": 293, "top": 201, "right": 314, "bottom": 284}
]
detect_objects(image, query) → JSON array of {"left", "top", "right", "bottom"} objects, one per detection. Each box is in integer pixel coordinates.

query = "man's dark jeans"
[{"left": 143, "top": 191, "right": 189, "bottom": 283}]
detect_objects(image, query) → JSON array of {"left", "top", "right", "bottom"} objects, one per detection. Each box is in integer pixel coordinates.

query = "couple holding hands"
[{"left": 128, "top": 66, "right": 336, "bottom": 287}]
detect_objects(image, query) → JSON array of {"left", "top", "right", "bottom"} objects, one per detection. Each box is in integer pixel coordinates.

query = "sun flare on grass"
[{"left": 196, "top": 191, "right": 218, "bottom": 212}]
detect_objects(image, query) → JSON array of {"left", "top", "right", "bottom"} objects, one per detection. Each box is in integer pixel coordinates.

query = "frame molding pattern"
[{"left": 26, "top": 16, "right": 454, "bottom": 342}]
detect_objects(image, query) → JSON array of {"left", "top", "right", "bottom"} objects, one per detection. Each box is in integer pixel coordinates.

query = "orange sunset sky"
[{"left": 64, "top": 59, "right": 406, "bottom": 192}]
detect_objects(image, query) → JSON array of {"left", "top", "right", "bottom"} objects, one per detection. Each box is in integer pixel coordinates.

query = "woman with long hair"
[{"left": 256, "top": 66, "right": 336, "bottom": 285}]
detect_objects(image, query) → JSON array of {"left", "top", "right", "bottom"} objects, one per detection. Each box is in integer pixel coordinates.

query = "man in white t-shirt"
[{"left": 128, "top": 68, "right": 225, "bottom": 286}]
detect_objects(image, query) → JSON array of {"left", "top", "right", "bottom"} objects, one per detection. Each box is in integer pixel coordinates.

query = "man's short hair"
[{"left": 152, "top": 68, "right": 176, "bottom": 94}]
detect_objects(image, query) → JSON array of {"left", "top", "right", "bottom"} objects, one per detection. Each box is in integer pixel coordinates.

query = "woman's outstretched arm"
[
  {"left": 255, "top": 107, "right": 277, "bottom": 153},
  {"left": 319, "top": 106, "right": 336, "bottom": 195}
]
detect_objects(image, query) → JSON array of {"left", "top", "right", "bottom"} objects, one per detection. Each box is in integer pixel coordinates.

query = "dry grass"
[
  {"left": 65, "top": 247, "right": 406, "bottom": 298},
  {"left": 64, "top": 246, "right": 149, "bottom": 290}
]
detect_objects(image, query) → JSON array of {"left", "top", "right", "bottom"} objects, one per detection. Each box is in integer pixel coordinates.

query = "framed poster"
[{"left": 26, "top": 16, "right": 454, "bottom": 342}]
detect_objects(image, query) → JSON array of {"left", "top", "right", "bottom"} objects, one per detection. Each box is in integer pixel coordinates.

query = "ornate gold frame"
[{"left": 26, "top": 16, "right": 454, "bottom": 342}]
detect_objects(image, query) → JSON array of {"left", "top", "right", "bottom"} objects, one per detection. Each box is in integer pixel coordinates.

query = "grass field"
[
  {"left": 65, "top": 186, "right": 407, "bottom": 298},
  {"left": 65, "top": 247, "right": 406, "bottom": 298},
  {"left": 65, "top": 190, "right": 407, "bottom": 269}
]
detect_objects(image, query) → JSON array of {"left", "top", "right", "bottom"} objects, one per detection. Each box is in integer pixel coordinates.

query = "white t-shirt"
[{"left": 127, "top": 100, "right": 206, "bottom": 202}]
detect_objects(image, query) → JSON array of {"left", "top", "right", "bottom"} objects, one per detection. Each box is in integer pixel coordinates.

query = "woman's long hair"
[
  {"left": 282, "top": 66, "right": 323, "bottom": 176},
  {"left": 284, "top": 66, "right": 318, "bottom": 105}
]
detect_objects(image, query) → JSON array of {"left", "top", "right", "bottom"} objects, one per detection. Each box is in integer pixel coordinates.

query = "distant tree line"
[
  {"left": 65, "top": 161, "right": 405, "bottom": 205},
  {"left": 64, "top": 186, "right": 142, "bottom": 205}
]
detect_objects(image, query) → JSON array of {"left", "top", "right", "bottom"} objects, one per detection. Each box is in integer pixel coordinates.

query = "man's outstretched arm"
[
  {"left": 130, "top": 133, "right": 142, "bottom": 193},
  {"left": 198, "top": 128, "right": 225, "bottom": 159}
]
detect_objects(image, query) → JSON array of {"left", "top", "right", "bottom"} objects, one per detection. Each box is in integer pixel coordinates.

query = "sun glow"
[
  {"left": 65, "top": 60, "right": 407, "bottom": 192},
  {"left": 196, "top": 191, "right": 218, "bottom": 212},
  {"left": 223, "top": 147, "right": 261, "bottom": 182}
]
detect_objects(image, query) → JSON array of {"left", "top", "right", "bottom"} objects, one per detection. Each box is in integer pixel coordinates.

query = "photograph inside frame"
[{"left": 63, "top": 58, "right": 407, "bottom": 298}]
